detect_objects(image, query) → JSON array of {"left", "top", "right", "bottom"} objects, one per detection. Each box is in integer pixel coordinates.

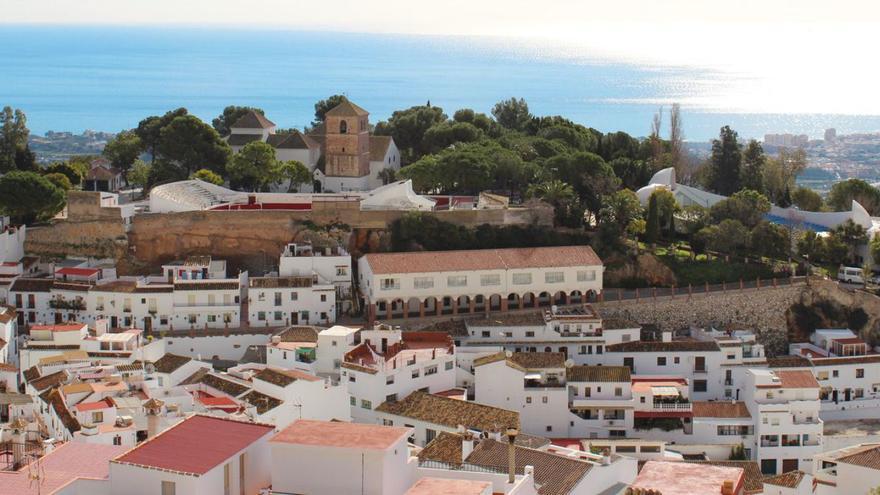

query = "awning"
[
  {"left": 651, "top": 386, "right": 680, "bottom": 396},
  {"left": 524, "top": 373, "right": 542, "bottom": 380}
]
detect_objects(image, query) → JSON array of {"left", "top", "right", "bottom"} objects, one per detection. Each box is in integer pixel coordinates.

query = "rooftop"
[
  {"left": 567, "top": 365, "right": 630, "bottom": 383},
  {"left": 230, "top": 110, "right": 275, "bottom": 129},
  {"left": 271, "top": 419, "right": 410, "bottom": 450},
  {"left": 376, "top": 391, "right": 519, "bottom": 431},
  {"left": 632, "top": 461, "right": 743, "bottom": 495},
  {"left": 363, "top": 245, "right": 602, "bottom": 275},
  {"left": 691, "top": 401, "right": 751, "bottom": 419},
  {"left": 152, "top": 353, "right": 192, "bottom": 374},
  {"left": 113, "top": 415, "right": 274, "bottom": 475},
  {"left": 836, "top": 444, "right": 880, "bottom": 470},
  {"left": 0, "top": 442, "right": 126, "bottom": 495},
  {"left": 473, "top": 351, "right": 566, "bottom": 370},
  {"left": 605, "top": 340, "right": 720, "bottom": 353},
  {"left": 325, "top": 98, "right": 369, "bottom": 117},
  {"left": 763, "top": 470, "right": 807, "bottom": 489},
  {"left": 404, "top": 478, "right": 490, "bottom": 495},
  {"left": 776, "top": 369, "right": 820, "bottom": 389},
  {"left": 253, "top": 367, "right": 321, "bottom": 387}
]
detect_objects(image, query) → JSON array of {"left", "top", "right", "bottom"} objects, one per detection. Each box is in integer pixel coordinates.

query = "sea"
[{"left": 3, "top": 25, "right": 880, "bottom": 142}]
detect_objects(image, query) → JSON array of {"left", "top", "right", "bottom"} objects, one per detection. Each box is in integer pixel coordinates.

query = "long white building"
[{"left": 358, "top": 246, "right": 603, "bottom": 322}]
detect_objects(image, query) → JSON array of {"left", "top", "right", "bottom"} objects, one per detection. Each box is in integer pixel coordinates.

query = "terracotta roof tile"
[
  {"left": 376, "top": 391, "right": 519, "bottom": 431},
  {"left": 227, "top": 133, "right": 264, "bottom": 146},
  {"left": 231, "top": 110, "right": 275, "bottom": 129},
  {"left": 776, "top": 370, "right": 819, "bottom": 389},
  {"left": 763, "top": 470, "right": 807, "bottom": 488},
  {"left": 363, "top": 246, "right": 602, "bottom": 275},
  {"left": 43, "top": 388, "right": 80, "bottom": 433},
  {"left": 173, "top": 281, "right": 239, "bottom": 291},
  {"left": 253, "top": 367, "right": 320, "bottom": 387},
  {"left": 197, "top": 373, "right": 250, "bottom": 397},
  {"left": 240, "top": 390, "right": 283, "bottom": 414},
  {"left": 369, "top": 135, "right": 393, "bottom": 161},
  {"left": 567, "top": 365, "right": 630, "bottom": 383},
  {"left": 10, "top": 277, "right": 54, "bottom": 292},
  {"left": 271, "top": 419, "right": 411, "bottom": 450},
  {"left": 113, "top": 415, "right": 274, "bottom": 475},
  {"left": 837, "top": 445, "right": 880, "bottom": 470},
  {"left": 152, "top": 353, "right": 192, "bottom": 374},
  {"left": 691, "top": 401, "right": 751, "bottom": 419},
  {"left": 325, "top": 99, "right": 369, "bottom": 117},
  {"left": 812, "top": 355, "right": 880, "bottom": 366},
  {"left": 767, "top": 355, "right": 812, "bottom": 368},
  {"left": 30, "top": 370, "right": 68, "bottom": 391},
  {"left": 509, "top": 352, "right": 567, "bottom": 369},
  {"left": 266, "top": 131, "right": 318, "bottom": 150},
  {"left": 276, "top": 326, "right": 319, "bottom": 343}
]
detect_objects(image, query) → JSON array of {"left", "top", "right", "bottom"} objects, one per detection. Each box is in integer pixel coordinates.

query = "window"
[
  {"left": 386, "top": 393, "right": 397, "bottom": 402},
  {"left": 727, "top": 354, "right": 735, "bottom": 360},
  {"left": 92, "top": 411, "right": 104, "bottom": 423},
  {"left": 161, "top": 481, "right": 176, "bottom": 495},
  {"left": 693, "top": 380, "right": 707, "bottom": 392},
  {"left": 526, "top": 397, "right": 532, "bottom": 404},
  {"left": 426, "top": 429, "right": 437, "bottom": 443},
  {"left": 577, "top": 270, "right": 596, "bottom": 282},
  {"left": 320, "top": 294, "right": 327, "bottom": 302},
  {"left": 579, "top": 345, "right": 587, "bottom": 355},
  {"left": 546, "top": 426, "right": 553, "bottom": 432},
  {"left": 542, "top": 396, "right": 548, "bottom": 403},
  {"left": 584, "top": 387, "right": 591, "bottom": 397},
  {"left": 480, "top": 274, "right": 501, "bottom": 286},
  {"left": 425, "top": 365, "right": 438, "bottom": 376},
  {"left": 545, "top": 272, "right": 564, "bottom": 283},
  {"left": 817, "top": 371, "right": 829, "bottom": 380},
  {"left": 349, "top": 374, "right": 356, "bottom": 383},
  {"left": 257, "top": 311, "right": 266, "bottom": 321},
  {"left": 481, "top": 331, "right": 490, "bottom": 338},
  {"left": 340, "top": 120, "right": 348, "bottom": 133},
  {"left": 447, "top": 275, "right": 467, "bottom": 287},
  {"left": 290, "top": 292, "right": 298, "bottom": 301},
  {"left": 596, "top": 345, "right": 603, "bottom": 354},
  {"left": 657, "top": 357, "right": 666, "bottom": 366},
  {"left": 526, "top": 331, "right": 535, "bottom": 337},
  {"left": 673, "top": 356, "right": 680, "bottom": 364},
  {"left": 113, "top": 435, "right": 122, "bottom": 445},
  {"left": 386, "top": 375, "right": 394, "bottom": 385},
  {"left": 350, "top": 396, "right": 356, "bottom": 406},
  {"left": 445, "top": 361, "right": 454, "bottom": 370},
  {"left": 412, "top": 369, "right": 420, "bottom": 378},
  {"left": 857, "top": 368, "right": 865, "bottom": 378},
  {"left": 512, "top": 273, "right": 532, "bottom": 285},
  {"left": 833, "top": 370, "right": 839, "bottom": 378},
  {"left": 382, "top": 419, "right": 393, "bottom": 426},
  {"left": 414, "top": 277, "right": 434, "bottom": 289},
  {"left": 188, "top": 314, "right": 197, "bottom": 324},
  {"left": 615, "top": 387, "right": 623, "bottom": 397},
  {"left": 187, "top": 294, "right": 195, "bottom": 306},
  {"left": 336, "top": 266, "right": 348, "bottom": 276},
  {"left": 380, "top": 278, "right": 400, "bottom": 290},
  {"left": 274, "top": 311, "right": 283, "bottom": 321},
  {"left": 361, "top": 399, "right": 372, "bottom": 409},
  {"left": 274, "top": 292, "right": 282, "bottom": 306}
]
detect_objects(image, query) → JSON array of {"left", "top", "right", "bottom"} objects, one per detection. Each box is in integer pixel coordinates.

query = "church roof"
[
  {"left": 231, "top": 110, "right": 276, "bottom": 129},
  {"left": 267, "top": 131, "right": 319, "bottom": 150},
  {"left": 369, "top": 136, "right": 393, "bottom": 161},
  {"left": 325, "top": 99, "right": 369, "bottom": 117}
]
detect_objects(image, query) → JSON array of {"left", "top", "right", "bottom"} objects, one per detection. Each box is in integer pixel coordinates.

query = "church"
[{"left": 225, "top": 99, "right": 400, "bottom": 192}]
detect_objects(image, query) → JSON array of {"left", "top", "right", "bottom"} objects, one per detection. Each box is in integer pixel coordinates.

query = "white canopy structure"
[
  {"left": 359, "top": 180, "right": 435, "bottom": 211},
  {"left": 149, "top": 179, "right": 245, "bottom": 213}
]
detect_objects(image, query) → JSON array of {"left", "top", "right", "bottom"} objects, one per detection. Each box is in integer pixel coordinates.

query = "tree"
[
  {"left": 128, "top": 160, "right": 150, "bottom": 190},
  {"left": 312, "top": 95, "right": 347, "bottom": 126},
  {"left": 156, "top": 115, "right": 231, "bottom": 176},
  {"left": 422, "top": 121, "right": 483, "bottom": 154},
  {"left": 527, "top": 180, "right": 578, "bottom": 227},
  {"left": 740, "top": 140, "right": 766, "bottom": 193},
  {"left": 830, "top": 219, "right": 868, "bottom": 264},
  {"left": 190, "top": 168, "right": 224, "bottom": 185},
  {"left": 145, "top": 159, "right": 187, "bottom": 191},
  {"left": 711, "top": 219, "right": 749, "bottom": 254},
  {"left": 374, "top": 105, "right": 447, "bottom": 163},
  {"left": 706, "top": 126, "right": 742, "bottom": 195},
  {"left": 212, "top": 106, "right": 265, "bottom": 137},
  {"left": 44, "top": 172, "right": 73, "bottom": 191},
  {"left": 645, "top": 193, "right": 660, "bottom": 245},
  {"left": 710, "top": 189, "right": 772, "bottom": 229},
  {"left": 749, "top": 221, "right": 789, "bottom": 259},
  {"left": 763, "top": 148, "right": 807, "bottom": 204},
  {"left": 598, "top": 189, "right": 643, "bottom": 247},
  {"left": 0, "top": 171, "right": 66, "bottom": 224},
  {"left": 14, "top": 145, "right": 37, "bottom": 172},
  {"left": 871, "top": 235, "right": 880, "bottom": 268},
  {"left": 135, "top": 107, "right": 188, "bottom": 160},
  {"left": 543, "top": 151, "right": 618, "bottom": 219},
  {"left": 0, "top": 107, "right": 30, "bottom": 173},
  {"left": 797, "top": 230, "right": 822, "bottom": 261},
  {"left": 275, "top": 160, "right": 311, "bottom": 192},
  {"left": 650, "top": 189, "right": 678, "bottom": 238},
  {"left": 649, "top": 107, "right": 664, "bottom": 168},
  {"left": 492, "top": 97, "right": 532, "bottom": 132},
  {"left": 102, "top": 130, "right": 144, "bottom": 180},
  {"left": 669, "top": 103, "right": 685, "bottom": 178},
  {"left": 791, "top": 186, "right": 823, "bottom": 211},
  {"left": 609, "top": 157, "right": 653, "bottom": 191},
  {"left": 828, "top": 179, "right": 880, "bottom": 215},
  {"left": 377, "top": 168, "right": 397, "bottom": 186},
  {"left": 227, "top": 141, "right": 277, "bottom": 191}
]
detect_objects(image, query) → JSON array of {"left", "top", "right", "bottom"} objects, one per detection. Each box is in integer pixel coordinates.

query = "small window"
[
  {"left": 320, "top": 294, "right": 327, "bottom": 302},
  {"left": 350, "top": 396, "right": 356, "bottom": 406},
  {"left": 161, "top": 481, "right": 176, "bottom": 495},
  {"left": 445, "top": 361, "right": 453, "bottom": 370},
  {"left": 693, "top": 380, "right": 707, "bottom": 392},
  {"left": 614, "top": 387, "right": 622, "bottom": 397},
  {"left": 673, "top": 356, "right": 680, "bottom": 364},
  {"left": 340, "top": 120, "right": 348, "bottom": 134},
  {"left": 447, "top": 275, "right": 467, "bottom": 287},
  {"left": 526, "top": 397, "right": 532, "bottom": 404},
  {"left": 657, "top": 357, "right": 666, "bottom": 366},
  {"left": 545, "top": 272, "right": 564, "bottom": 283},
  {"left": 512, "top": 273, "right": 532, "bottom": 285},
  {"left": 577, "top": 270, "right": 596, "bottom": 282},
  {"left": 480, "top": 274, "right": 501, "bottom": 286},
  {"left": 857, "top": 368, "right": 865, "bottom": 378},
  {"left": 414, "top": 277, "right": 434, "bottom": 289},
  {"left": 542, "top": 396, "right": 548, "bottom": 404},
  {"left": 361, "top": 399, "right": 372, "bottom": 409}
]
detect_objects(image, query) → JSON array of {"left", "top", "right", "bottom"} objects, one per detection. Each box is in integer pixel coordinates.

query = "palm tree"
[{"left": 527, "top": 180, "right": 575, "bottom": 205}]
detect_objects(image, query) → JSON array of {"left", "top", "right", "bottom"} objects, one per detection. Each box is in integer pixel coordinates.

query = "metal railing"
[{"left": 649, "top": 402, "right": 692, "bottom": 412}]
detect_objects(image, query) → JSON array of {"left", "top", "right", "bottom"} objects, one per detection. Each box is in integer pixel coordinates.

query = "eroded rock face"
[{"left": 788, "top": 279, "right": 880, "bottom": 346}]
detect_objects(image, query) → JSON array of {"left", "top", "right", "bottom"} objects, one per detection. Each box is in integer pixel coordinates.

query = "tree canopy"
[
  {"left": 102, "top": 129, "right": 143, "bottom": 178},
  {"left": 0, "top": 171, "right": 66, "bottom": 224},
  {"left": 0, "top": 107, "right": 31, "bottom": 174},
  {"left": 212, "top": 106, "right": 265, "bottom": 137}
]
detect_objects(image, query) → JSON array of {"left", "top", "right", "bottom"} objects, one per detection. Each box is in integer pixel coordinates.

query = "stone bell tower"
[{"left": 323, "top": 99, "right": 371, "bottom": 178}]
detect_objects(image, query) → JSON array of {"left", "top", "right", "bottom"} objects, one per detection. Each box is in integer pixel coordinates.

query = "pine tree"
[{"left": 645, "top": 193, "right": 660, "bottom": 244}]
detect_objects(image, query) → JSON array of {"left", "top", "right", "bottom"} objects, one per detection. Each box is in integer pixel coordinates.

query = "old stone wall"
[{"left": 25, "top": 191, "right": 128, "bottom": 260}]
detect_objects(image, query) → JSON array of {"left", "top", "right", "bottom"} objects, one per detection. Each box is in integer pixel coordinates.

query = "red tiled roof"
[
  {"left": 764, "top": 470, "right": 807, "bottom": 488},
  {"left": 231, "top": 110, "right": 275, "bottom": 129},
  {"left": 271, "top": 419, "right": 410, "bottom": 450},
  {"left": 113, "top": 415, "right": 274, "bottom": 475},
  {"left": 0, "top": 442, "right": 126, "bottom": 494},
  {"left": 30, "top": 323, "right": 86, "bottom": 332},
  {"left": 777, "top": 370, "right": 819, "bottom": 389},
  {"left": 837, "top": 445, "right": 880, "bottom": 470},
  {"left": 833, "top": 337, "right": 866, "bottom": 345},
  {"left": 363, "top": 246, "right": 602, "bottom": 275},
  {"left": 75, "top": 397, "right": 114, "bottom": 412},
  {"left": 691, "top": 401, "right": 751, "bottom": 419},
  {"left": 632, "top": 461, "right": 743, "bottom": 495},
  {"left": 55, "top": 267, "right": 100, "bottom": 277}
]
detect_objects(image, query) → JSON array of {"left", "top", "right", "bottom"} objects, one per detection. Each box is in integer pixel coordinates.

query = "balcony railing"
[
  {"left": 649, "top": 402, "right": 692, "bottom": 412},
  {"left": 693, "top": 367, "right": 707, "bottom": 374}
]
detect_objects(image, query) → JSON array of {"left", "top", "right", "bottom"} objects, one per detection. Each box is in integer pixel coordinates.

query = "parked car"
[{"left": 838, "top": 266, "right": 865, "bottom": 285}]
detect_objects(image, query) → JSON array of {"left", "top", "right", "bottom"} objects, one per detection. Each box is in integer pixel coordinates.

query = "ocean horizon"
[{"left": 4, "top": 25, "right": 880, "bottom": 142}]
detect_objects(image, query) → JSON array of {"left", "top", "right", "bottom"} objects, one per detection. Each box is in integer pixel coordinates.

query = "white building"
[
  {"left": 813, "top": 443, "right": 880, "bottom": 495},
  {"left": 342, "top": 326, "right": 456, "bottom": 422},
  {"left": 248, "top": 276, "right": 336, "bottom": 326},
  {"left": 358, "top": 246, "right": 603, "bottom": 322},
  {"left": 279, "top": 242, "right": 353, "bottom": 308},
  {"left": 109, "top": 414, "right": 275, "bottom": 495},
  {"left": 743, "top": 368, "right": 823, "bottom": 476}
]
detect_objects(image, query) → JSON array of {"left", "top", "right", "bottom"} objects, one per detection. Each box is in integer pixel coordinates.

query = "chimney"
[
  {"left": 95, "top": 319, "right": 109, "bottom": 337},
  {"left": 462, "top": 432, "right": 475, "bottom": 461},
  {"left": 506, "top": 427, "right": 518, "bottom": 484},
  {"left": 721, "top": 480, "right": 735, "bottom": 495},
  {"left": 661, "top": 331, "right": 672, "bottom": 343}
]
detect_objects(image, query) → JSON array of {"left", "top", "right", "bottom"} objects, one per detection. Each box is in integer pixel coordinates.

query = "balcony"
[
  {"left": 692, "top": 367, "right": 707, "bottom": 374},
  {"left": 648, "top": 402, "right": 692, "bottom": 412}
]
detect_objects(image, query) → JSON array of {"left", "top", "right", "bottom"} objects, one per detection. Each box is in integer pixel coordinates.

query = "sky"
[{"left": 5, "top": 0, "right": 880, "bottom": 115}]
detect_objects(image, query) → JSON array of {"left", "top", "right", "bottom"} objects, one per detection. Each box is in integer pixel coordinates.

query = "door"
[
  {"left": 110, "top": 316, "right": 118, "bottom": 329},
  {"left": 832, "top": 389, "right": 838, "bottom": 403},
  {"left": 694, "top": 356, "right": 706, "bottom": 372},
  {"left": 291, "top": 312, "right": 298, "bottom": 324},
  {"left": 623, "top": 357, "right": 634, "bottom": 373},
  {"left": 54, "top": 313, "right": 62, "bottom": 324},
  {"left": 144, "top": 317, "right": 152, "bottom": 333},
  {"left": 782, "top": 459, "right": 798, "bottom": 473},
  {"left": 845, "top": 388, "right": 852, "bottom": 401}
]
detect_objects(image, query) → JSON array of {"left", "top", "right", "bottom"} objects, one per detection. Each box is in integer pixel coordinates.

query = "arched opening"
[
  {"left": 474, "top": 294, "right": 486, "bottom": 312},
  {"left": 522, "top": 292, "right": 536, "bottom": 308},
  {"left": 570, "top": 290, "right": 583, "bottom": 304},
  {"left": 406, "top": 297, "right": 422, "bottom": 318},
  {"left": 544, "top": 346, "right": 552, "bottom": 353},
  {"left": 489, "top": 294, "right": 502, "bottom": 312},
  {"left": 507, "top": 293, "right": 521, "bottom": 310},
  {"left": 339, "top": 120, "right": 348, "bottom": 134},
  {"left": 538, "top": 291, "right": 552, "bottom": 307},
  {"left": 424, "top": 297, "right": 438, "bottom": 315},
  {"left": 392, "top": 298, "right": 406, "bottom": 318},
  {"left": 586, "top": 290, "right": 598, "bottom": 303},
  {"left": 553, "top": 291, "right": 567, "bottom": 305}
]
